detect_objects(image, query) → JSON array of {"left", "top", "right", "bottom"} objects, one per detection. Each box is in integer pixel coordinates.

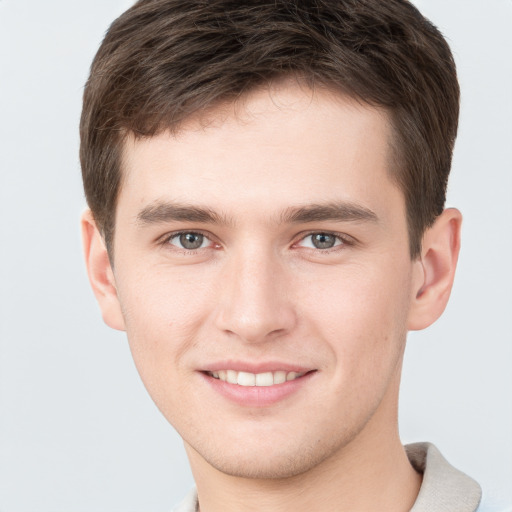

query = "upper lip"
[{"left": 201, "top": 361, "right": 314, "bottom": 374}]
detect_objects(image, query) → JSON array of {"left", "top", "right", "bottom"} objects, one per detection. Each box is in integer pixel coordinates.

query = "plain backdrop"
[{"left": 0, "top": 1, "right": 511, "bottom": 510}]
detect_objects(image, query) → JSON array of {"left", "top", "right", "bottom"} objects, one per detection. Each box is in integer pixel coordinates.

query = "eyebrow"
[
  {"left": 279, "top": 202, "right": 378, "bottom": 224},
  {"left": 137, "top": 201, "right": 232, "bottom": 226},
  {"left": 136, "top": 200, "right": 378, "bottom": 227}
]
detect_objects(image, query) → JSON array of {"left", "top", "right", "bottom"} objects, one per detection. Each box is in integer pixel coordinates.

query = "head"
[
  {"left": 80, "top": 0, "right": 461, "bottom": 481},
  {"left": 81, "top": 0, "right": 459, "bottom": 260}
]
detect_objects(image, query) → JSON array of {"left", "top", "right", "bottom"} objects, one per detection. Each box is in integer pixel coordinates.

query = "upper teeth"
[{"left": 210, "top": 370, "right": 304, "bottom": 387}]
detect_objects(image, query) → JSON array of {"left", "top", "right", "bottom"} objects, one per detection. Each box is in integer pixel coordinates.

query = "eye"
[
  {"left": 167, "top": 232, "right": 211, "bottom": 250},
  {"left": 298, "top": 232, "right": 344, "bottom": 250}
]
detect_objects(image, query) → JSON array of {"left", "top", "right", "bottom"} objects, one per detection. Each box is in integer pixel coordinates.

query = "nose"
[{"left": 214, "top": 246, "right": 297, "bottom": 344}]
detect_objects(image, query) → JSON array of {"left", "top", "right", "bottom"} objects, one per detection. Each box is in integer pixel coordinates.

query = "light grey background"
[{"left": 0, "top": 1, "right": 510, "bottom": 510}]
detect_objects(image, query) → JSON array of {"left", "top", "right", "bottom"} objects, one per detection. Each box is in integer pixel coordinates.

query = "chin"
[
  {"left": 185, "top": 426, "right": 358, "bottom": 481},
  {"left": 204, "top": 448, "right": 326, "bottom": 480}
]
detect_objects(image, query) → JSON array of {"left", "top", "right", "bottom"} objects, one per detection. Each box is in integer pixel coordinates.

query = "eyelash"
[
  {"left": 294, "top": 231, "right": 354, "bottom": 252},
  {"left": 159, "top": 230, "right": 354, "bottom": 253},
  {"left": 160, "top": 230, "right": 218, "bottom": 252}
]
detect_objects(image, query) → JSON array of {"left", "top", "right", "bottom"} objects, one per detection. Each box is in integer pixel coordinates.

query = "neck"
[
  {"left": 185, "top": 379, "right": 422, "bottom": 512},
  {"left": 189, "top": 440, "right": 420, "bottom": 512}
]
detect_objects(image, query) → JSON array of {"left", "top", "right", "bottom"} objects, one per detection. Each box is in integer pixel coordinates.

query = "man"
[{"left": 79, "top": 1, "right": 491, "bottom": 510}]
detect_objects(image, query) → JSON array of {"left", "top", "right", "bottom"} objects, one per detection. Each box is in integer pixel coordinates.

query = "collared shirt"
[
  {"left": 406, "top": 443, "right": 481, "bottom": 511},
  {"left": 172, "top": 443, "right": 494, "bottom": 512}
]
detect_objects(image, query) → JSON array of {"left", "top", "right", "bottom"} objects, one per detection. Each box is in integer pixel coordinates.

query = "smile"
[{"left": 208, "top": 370, "right": 306, "bottom": 387}]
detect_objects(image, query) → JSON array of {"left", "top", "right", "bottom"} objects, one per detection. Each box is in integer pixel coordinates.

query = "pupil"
[
  {"left": 180, "top": 233, "right": 203, "bottom": 249},
  {"left": 313, "top": 233, "right": 335, "bottom": 249}
]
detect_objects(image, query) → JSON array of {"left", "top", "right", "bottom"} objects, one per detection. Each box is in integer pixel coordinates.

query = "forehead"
[{"left": 118, "top": 83, "right": 401, "bottom": 221}]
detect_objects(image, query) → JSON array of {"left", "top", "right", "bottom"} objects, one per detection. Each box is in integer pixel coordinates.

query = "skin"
[{"left": 82, "top": 83, "right": 462, "bottom": 511}]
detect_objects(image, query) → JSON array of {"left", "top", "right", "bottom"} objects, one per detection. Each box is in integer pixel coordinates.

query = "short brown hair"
[{"left": 80, "top": 0, "right": 459, "bottom": 258}]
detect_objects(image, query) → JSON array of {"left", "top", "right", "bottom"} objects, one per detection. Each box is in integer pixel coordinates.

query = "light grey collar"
[
  {"left": 407, "top": 442, "right": 482, "bottom": 512},
  {"left": 172, "top": 486, "right": 198, "bottom": 512}
]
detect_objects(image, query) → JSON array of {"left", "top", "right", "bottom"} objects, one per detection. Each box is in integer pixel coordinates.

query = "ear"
[
  {"left": 81, "top": 209, "right": 125, "bottom": 331},
  {"left": 407, "top": 208, "right": 462, "bottom": 331}
]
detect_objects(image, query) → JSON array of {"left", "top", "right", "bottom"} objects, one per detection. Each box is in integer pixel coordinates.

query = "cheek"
[
  {"left": 118, "top": 263, "right": 210, "bottom": 331},
  {"left": 114, "top": 266, "right": 214, "bottom": 389},
  {"left": 301, "top": 262, "right": 412, "bottom": 372}
]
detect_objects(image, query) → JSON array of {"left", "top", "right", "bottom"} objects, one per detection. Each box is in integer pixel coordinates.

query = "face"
[{"left": 108, "top": 84, "right": 421, "bottom": 479}]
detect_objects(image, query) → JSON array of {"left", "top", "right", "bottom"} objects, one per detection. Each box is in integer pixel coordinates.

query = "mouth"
[
  {"left": 200, "top": 365, "right": 316, "bottom": 407},
  {"left": 200, "top": 362, "right": 316, "bottom": 406},
  {"left": 207, "top": 369, "right": 307, "bottom": 387}
]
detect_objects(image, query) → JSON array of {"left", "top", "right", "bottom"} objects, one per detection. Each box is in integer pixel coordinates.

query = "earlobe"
[
  {"left": 81, "top": 209, "right": 126, "bottom": 331},
  {"left": 407, "top": 208, "right": 462, "bottom": 331}
]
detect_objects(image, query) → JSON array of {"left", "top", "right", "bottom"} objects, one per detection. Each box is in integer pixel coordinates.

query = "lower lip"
[{"left": 200, "top": 371, "right": 315, "bottom": 407}]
